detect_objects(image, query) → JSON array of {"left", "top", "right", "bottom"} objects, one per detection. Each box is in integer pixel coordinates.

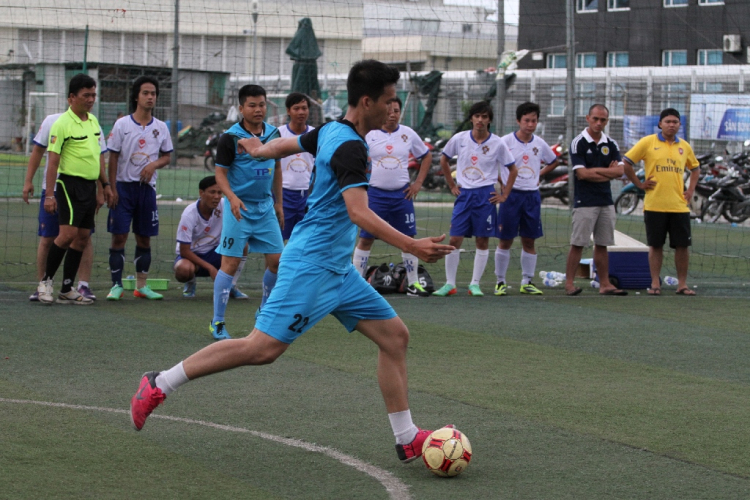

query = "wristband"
[
  {"left": 101, "top": 182, "right": 110, "bottom": 188},
  {"left": 46, "top": 196, "right": 55, "bottom": 199}
]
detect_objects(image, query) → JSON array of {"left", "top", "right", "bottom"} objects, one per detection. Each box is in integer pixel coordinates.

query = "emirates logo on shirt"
[
  {"left": 386, "top": 144, "right": 393, "bottom": 154},
  {"left": 471, "top": 155, "right": 478, "bottom": 165}
]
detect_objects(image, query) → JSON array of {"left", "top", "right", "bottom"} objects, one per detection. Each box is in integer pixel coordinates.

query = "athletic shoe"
[
  {"left": 432, "top": 283, "right": 457, "bottom": 297},
  {"left": 29, "top": 290, "right": 39, "bottom": 302},
  {"left": 210, "top": 321, "right": 231, "bottom": 340},
  {"left": 134, "top": 285, "right": 163, "bottom": 300},
  {"left": 467, "top": 284, "right": 484, "bottom": 296},
  {"left": 77, "top": 285, "right": 96, "bottom": 301},
  {"left": 130, "top": 371, "right": 166, "bottom": 431},
  {"left": 405, "top": 282, "right": 430, "bottom": 297},
  {"left": 182, "top": 280, "right": 197, "bottom": 298},
  {"left": 107, "top": 284, "right": 124, "bottom": 301},
  {"left": 37, "top": 279, "right": 54, "bottom": 304},
  {"left": 396, "top": 424, "right": 455, "bottom": 464},
  {"left": 520, "top": 282, "right": 544, "bottom": 295},
  {"left": 494, "top": 281, "right": 507, "bottom": 296},
  {"left": 56, "top": 289, "right": 94, "bottom": 305},
  {"left": 229, "top": 286, "right": 249, "bottom": 300}
]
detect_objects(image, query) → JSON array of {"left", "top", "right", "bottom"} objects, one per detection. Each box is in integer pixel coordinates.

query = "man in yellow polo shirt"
[
  {"left": 37, "top": 73, "right": 113, "bottom": 304},
  {"left": 622, "top": 108, "right": 700, "bottom": 296}
]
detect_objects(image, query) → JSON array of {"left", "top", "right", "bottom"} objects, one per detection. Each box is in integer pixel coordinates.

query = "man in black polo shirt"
[{"left": 563, "top": 104, "right": 627, "bottom": 296}]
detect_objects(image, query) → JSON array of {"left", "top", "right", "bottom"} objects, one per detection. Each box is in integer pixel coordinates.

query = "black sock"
[
  {"left": 43, "top": 243, "right": 67, "bottom": 282},
  {"left": 61, "top": 248, "right": 83, "bottom": 293}
]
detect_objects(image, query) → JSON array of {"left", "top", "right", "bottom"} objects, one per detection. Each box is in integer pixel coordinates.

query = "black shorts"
[
  {"left": 644, "top": 210, "right": 691, "bottom": 248},
  {"left": 55, "top": 173, "right": 97, "bottom": 230}
]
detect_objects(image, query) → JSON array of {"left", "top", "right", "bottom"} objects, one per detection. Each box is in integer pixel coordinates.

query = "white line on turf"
[{"left": 0, "top": 398, "right": 412, "bottom": 500}]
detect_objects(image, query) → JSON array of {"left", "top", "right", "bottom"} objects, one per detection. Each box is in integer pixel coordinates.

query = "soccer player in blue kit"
[{"left": 131, "top": 60, "right": 455, "bottom": 464}]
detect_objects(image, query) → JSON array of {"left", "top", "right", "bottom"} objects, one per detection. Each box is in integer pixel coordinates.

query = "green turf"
[{"left": 2, "top": 287, "right": 750, "bottom": 498}]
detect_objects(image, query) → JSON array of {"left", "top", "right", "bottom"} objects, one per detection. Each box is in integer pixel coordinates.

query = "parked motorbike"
[
  {"left": 539, "top": 172, "right": 570, "bottom": 206},
  {"left": 408, "top": 138, "right": 448, "bottom": 190},
  {"left": 203, "top": 132, "right": 219, "bottom": 172},
  {"left": 615, "top": 168, "right": 645, "bottom": 214},
  {"left": 701, "top": 168, "right": 750, "bottom": 223}
]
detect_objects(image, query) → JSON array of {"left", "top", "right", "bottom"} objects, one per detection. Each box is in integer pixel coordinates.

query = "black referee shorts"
[
  {"left": 55, "top": 173, "right": 97, "bottom": 230},
  {"left": 644, "top": 210, "right": 691, "bottom": 249}
]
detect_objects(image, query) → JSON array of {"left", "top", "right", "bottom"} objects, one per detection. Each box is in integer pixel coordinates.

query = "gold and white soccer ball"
[{"left": 421, "top": 426, "right": 472, "bottom": 477}]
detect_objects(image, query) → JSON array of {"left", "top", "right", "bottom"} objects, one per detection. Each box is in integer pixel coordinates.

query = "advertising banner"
[{"left": 689, "top": 94, "right": 750, "bottom": 141}]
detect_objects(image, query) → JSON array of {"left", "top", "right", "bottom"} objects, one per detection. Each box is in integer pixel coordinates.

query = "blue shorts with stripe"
[
  {"left": 218, "top": 197, "right": 284, "bottom": 257},
  {"left": 107, "top": 181, "right": 159, "bottom": 237},
  {"left": 497, "top": 189, "right": 543, "bottom": 240},
  {"left": 255, "top": 261, "right": 397, "bottom": 344},
  {"left": 359, "top": 184, "right": 416, "bottom": 239},
  {"left": 281, "top": 188, "right": 308, "bottom": 240},
  {"left": 450, "top": 185, "right": 497, "bottom": 238}
]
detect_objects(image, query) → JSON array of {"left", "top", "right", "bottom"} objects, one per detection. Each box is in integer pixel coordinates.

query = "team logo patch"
[
  {"left": 601, "top": 146, "right": 610, "bottom": 155},
  {"left": 138, "top": 138, "right": 146, "bottom": 149},
  {"left": 153, "top": 129, "right": 160, "bottom": 138},
  {"left": 401, "top": 134, "right": 408, "bottom": 143},
  {"left": 385, "top": 144, "right": 393, "bottom": 154},
  {"left": 679, "top": 148, "right": 684, "bottom": 155},
  {"left": 471, "top": 155, "right": 478, "bottom": 165},
  {"left": 50, "top": 136, "right": 57, "bottom": 144},
  {"left": 522, "top": 154, "right": 530, "bottom": 164},
  {"left": 181, "top": 225, "right": 188, "bottom": 231},
  {"left": 532, "top": 147, "right": 539, "bottom": 156},
  {"left": 482, "top": 145, "right": 490, "bottom": 155},
  {"left": 204, "top": 227, "right": 210, "bottom": 232}
]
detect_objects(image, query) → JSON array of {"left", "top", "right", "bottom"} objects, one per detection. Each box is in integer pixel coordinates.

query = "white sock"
[
  {"left": 494, "top": 248, "right": 511, "bottom": 284},
  {"left": 521, "top": 250, "right": 537, "bottom": 285},
  {"left": 402, "top": 252, "right": 419, "bottom": 285},
  {"left": 445, "top": 249, "right": 461, "bottom": 286},
  {"left": 470, "top": 249, "right": 489, "bottom": 285},
  {"left": 155, "top": 361, "right": 189, "bottom": 396},
  {"left": 352, "top": 248, "right": 370, "bottom": 278},
  {"left": 77, "top": 280, "right": 89, "bottom": 289},
  {"left": 389, "top": 409, "right": 419, "bottom": 445},
  {"left": 232, "top": 256, "right": 247, "bottom": 287}
]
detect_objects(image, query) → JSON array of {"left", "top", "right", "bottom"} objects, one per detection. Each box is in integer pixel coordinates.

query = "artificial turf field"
[{"left": 2, "top": 179, "right": 750, "bottom": 498}]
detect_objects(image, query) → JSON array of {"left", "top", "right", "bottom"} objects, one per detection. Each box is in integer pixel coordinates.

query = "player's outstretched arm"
[
  {"left": 342, "top": 187, "right": 454, "bottom": 263},
  {"left": 238, "top": 137, "right": 303, "bottom": 160}
]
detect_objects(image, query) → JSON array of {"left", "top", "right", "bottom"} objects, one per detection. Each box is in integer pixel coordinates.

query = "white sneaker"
[
  {"left": 37, "top": 279, "right": 54, "bottom": 304},
  {"left": 56, "top": 289, "right": 94, "bottom": 305}
]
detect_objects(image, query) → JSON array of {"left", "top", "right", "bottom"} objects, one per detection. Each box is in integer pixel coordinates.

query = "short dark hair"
[
  {"left": 347, "top": 60, "right": 400, "bottom": 107},
  {"left": 286, "top": 92, "right": 311, "bottom": 110},
  {"left": 588, "top": 103, "right": 609, "bottom": 116},
  {"left": 199, "top": 175, "right": 217, "bottom": 191},
  {"left": 391, "top": 96, "right": 403, "bottom": 112},
  {"left": 68, "top": 73, "right": 96, "bottom": 97},
  {"left": 516, "top": 102, "right": 540, "bottom": 121},
  {"left": 130, "top": 75, "right": 160, "bottom": 113},
  {"left": 468, "top": 101, "right": 493, "bottom": 122},
  {"left": 659, "top": 108, "right": 681, "bottom": 121},
  {"left": 238, "top": 84, "right": 266, "bottom": 105}
]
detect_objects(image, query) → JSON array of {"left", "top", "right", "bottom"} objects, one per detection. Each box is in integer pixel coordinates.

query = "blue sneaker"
[
  {"left": 229, "top": 286, "right": 248, "bottom": 300},
  {"left": 183, "top": 279, "right": 196, "bottom": 298},
  {"left": 210, "top": 321, "right": 231, "bottom": 340}
]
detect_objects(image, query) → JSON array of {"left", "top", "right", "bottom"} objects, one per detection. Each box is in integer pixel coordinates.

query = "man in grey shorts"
[{"left": 563, "top": 104, "right": 627, "bottom": 296}]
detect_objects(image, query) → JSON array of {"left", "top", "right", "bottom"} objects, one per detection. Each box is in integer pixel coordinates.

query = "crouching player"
[{"left": 174, "top": 175, "right": 248, "bottom": 299}]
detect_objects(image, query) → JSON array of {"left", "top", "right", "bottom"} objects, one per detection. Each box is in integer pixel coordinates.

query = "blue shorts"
[
  {"left": 256, "top": 261, "right": 397, "bottom": 344},
  {"left": 174, "top": 248, "right": 222, "bottom": 277},
  {"left": 38, "top": 188, "right": 59, "bottom": 237},
  {"left": 359, "top": 184, "right": 416, "bottom": 239},
  {"left": 497, "top": 189, "right": 543, "bottom": 240},
  {"left": 218, "top": 197, "right": 284, "bottom": 258},
  {"left": 450, "top": 185, "right": 497, "bottom": 238},
  {"left": 282, "top": 188, "right": 308, "bottom": 240},
  {"left": 107, "top": 182, "right": 159, "bottom": 237}
]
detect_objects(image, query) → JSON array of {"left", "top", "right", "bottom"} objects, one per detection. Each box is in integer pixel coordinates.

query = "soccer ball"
[{"left": 422, "top": 426, "right": 472, "bottom": 477}]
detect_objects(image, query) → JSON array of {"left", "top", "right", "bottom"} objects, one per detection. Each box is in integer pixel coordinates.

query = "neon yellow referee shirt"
[
  {"left": 48, "top": 107, "right": 105, "bottom": 181},
  {"left": 623, "top": 132, "right": 699, "bottom": 213}
]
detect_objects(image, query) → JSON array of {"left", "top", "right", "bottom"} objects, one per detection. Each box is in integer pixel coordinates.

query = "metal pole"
[
  {"left": 565, "top": 0, "right": 576, "bottom": 208},
  {"left": 495, "top": 0, "right": 505, "bottom": 136},
  {"left": 252, "top": 1, "right": 259, "bottom": 84},
  {"left": 82, "top": 25, "right": 89, "bottom": 73},
  {"left": 170, "top": 0, "right": 179, "bottom": 168}
]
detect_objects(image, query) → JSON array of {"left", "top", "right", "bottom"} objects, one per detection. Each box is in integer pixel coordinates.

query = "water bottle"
[
  {"left": 590, "top": 280, "right": 600, "bottom": 289},
  {"left": 542, "top": 278, "right": 560, "bottom": 287},
  {"left": 126, "top": 275, "right": 135, "bottom": 280},
  {"left": 540, "top": 271, "right": 566, "bottom": 281},
  {"left": 664, "top": 276, "right": 678, "bottom": 286}
]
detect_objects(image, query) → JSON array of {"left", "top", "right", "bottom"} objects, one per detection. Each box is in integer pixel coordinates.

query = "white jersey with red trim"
[
  {"left": 366, "top": 125, "right": 429, "bottom": 190},
  {"left": 279, "top": 124, "right": 315, "bottom": 190},
  {"left": 499, "top": 132, "right": 557, "bottom": 190},
  {"left": 175, "top": 199, "right": 223, "bottom": 256},
  {"left": 441, "top": 131, "right": 515, "bottom": 189},
  {"left": 107, "top": 115, "right": 174, "bottom": 188}
]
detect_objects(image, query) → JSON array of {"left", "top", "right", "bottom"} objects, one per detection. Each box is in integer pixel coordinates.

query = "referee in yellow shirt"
[
  {"left": 622, "top": 108, "right": 700, "bottom": 296},
  {"left": 37, "top": 73, "right": 113, "bottom": 304}
]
